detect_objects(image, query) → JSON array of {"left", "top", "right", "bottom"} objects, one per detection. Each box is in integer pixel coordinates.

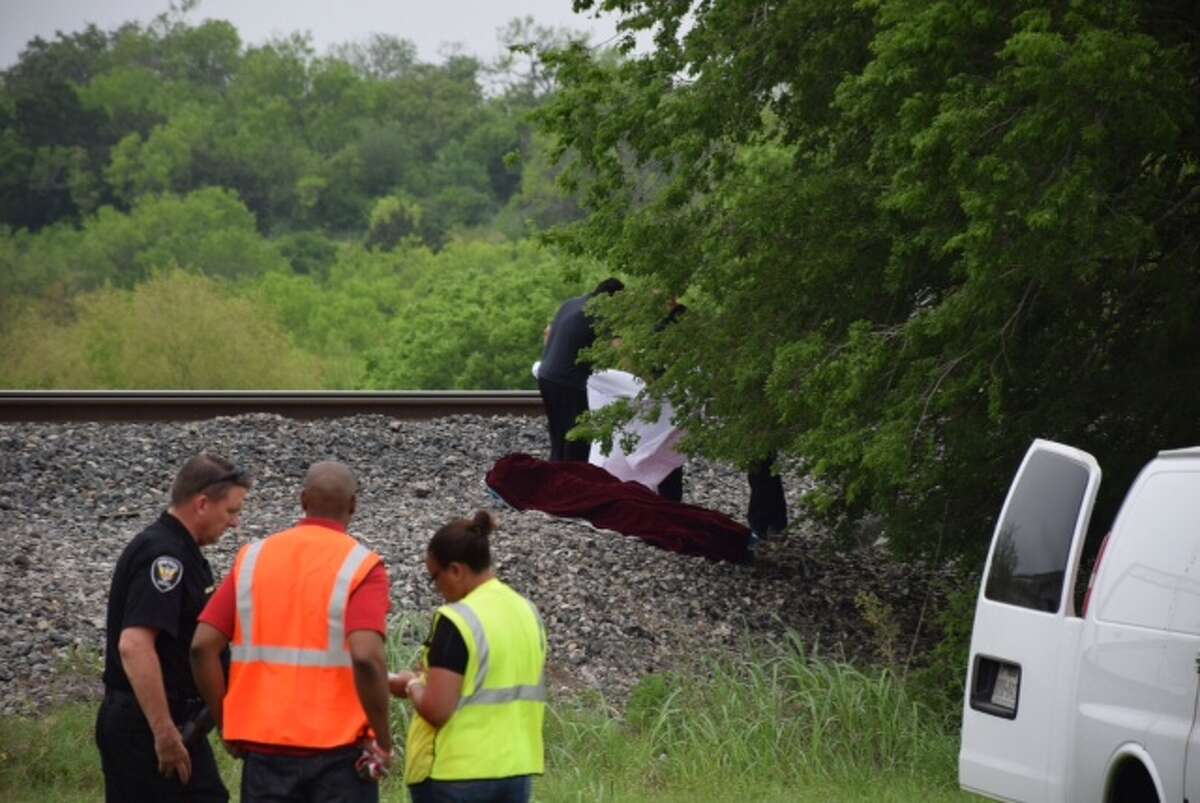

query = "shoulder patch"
[{"left": 150, "top": 556, "right": 183, "bottom": 593}]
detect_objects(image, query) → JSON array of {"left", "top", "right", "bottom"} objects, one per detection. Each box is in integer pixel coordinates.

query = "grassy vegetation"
[{"left": 0, "top": 632, "right": 978, "bottom": 802}]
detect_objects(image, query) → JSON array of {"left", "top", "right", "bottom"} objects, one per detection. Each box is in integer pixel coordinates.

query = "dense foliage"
[
  {"left": 0, "top": 270, "right": 321, "bottom": 388},
  {"left": 537, "top": 0, "right": 1200, "bottom": 557},
  {"left": 5, "top": 1, "right": 1198, "bottom": 564},
  {"left": 0, "top": 5, "right": 575, "bottom": 243},
  {"left": 0, "top": 4, "right": 597, "bottom": 390}
]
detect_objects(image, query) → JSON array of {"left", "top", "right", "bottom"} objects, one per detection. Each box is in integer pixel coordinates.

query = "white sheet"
[{"left": 586, "top": 369, "right": 685, "bottom": 490}]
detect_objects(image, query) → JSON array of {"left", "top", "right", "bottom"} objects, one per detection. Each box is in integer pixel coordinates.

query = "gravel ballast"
[{"left": 0, "top": 413, "right": 948, "bottom": 717}]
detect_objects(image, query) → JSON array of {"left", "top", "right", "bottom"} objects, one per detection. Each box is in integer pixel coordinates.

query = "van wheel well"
[{"left": 1106, "top": 758, "right": 1159, "bottom": 803}]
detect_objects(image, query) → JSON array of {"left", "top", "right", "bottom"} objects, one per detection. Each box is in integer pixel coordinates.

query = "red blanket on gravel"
[{"left": 485, "top": 453, "right": 751, "bottom": 563}]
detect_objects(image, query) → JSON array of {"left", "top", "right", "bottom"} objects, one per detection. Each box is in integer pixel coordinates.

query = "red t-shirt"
[{"left": 198, "top": 518, "right": 390, "bottom": 755}]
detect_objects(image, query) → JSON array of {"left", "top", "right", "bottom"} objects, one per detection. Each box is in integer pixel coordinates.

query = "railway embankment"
[{"left": 0, "top": 413, "right": 950, "bottom": 715}]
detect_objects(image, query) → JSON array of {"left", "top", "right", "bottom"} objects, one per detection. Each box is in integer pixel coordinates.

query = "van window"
[
  {"left": 1094, "top": 470, "right": 1200, "bottom": 633},
  {"left": 984, "top": 449, "right": 1090, "bottom": 613}
]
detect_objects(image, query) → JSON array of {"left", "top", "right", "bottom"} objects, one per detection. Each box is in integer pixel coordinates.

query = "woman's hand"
[{"left": 388, "top": 670, "right": 419, "bottom": 698}]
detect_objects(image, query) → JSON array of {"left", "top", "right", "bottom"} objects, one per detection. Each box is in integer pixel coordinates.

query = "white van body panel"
[
  {"left": 1076, "top": 461, "right": 1200, "bottom": 803},
  {"left": 962, "top": 442, "right": 1200, "bottom": 802},
  {"left": 960, "top": 440, "right": 1100, "bottom": 803}
]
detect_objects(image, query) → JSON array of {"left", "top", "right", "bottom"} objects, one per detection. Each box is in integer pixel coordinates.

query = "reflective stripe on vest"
[
  {"left": 230, "top": 540, "right": 372, "bottom": 668},
  {"left": 447, "top": 597, "right": 547, "bottom": 709}
]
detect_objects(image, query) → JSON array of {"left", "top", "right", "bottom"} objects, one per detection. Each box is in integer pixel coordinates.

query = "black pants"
[
  {"left": 537, "top": 377, "right": 591, "bottom": 462},
  {"left": 95, "top": 688, "right": 228, "bottom": 803},
  {"left": 242, "top": 746, "right": 379, "bottom": 803},
  {"left": 748, "top": 458, "right": 788, "bottom": 535},
  {"left": 409, "top": 775, "right": 532, "bottom": 802},
  {"left": 657, "top": 466, "right": 684, "bottom": 502}
]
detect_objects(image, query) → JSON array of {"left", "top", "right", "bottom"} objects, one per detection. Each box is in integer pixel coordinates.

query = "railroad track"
[{"left": 0, "top": 391, "right": 544, "bottom": 423}]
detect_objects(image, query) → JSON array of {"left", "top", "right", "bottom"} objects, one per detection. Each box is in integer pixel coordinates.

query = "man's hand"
[
  {"left": 370, "top": 740, "right": 393, "bottom": 772},
  {"left": 355, "top": 740, "right": 392, "bottom": 780},
  {"left": 153, "top": 724, "right": 192, "bottom": 783}
]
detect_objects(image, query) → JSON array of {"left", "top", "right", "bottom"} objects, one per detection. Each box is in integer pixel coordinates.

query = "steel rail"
[{"left": 0, "top": 390, "right": 544, "bottom": 423}]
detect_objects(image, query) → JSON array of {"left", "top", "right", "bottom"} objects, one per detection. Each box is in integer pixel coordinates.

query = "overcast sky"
[{"left": 0, "top": 0, "right": 629, "bottom": 69}]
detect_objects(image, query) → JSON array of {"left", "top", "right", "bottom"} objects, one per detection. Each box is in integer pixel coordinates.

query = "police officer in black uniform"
[{"left": 96, "top": 454, "right": 251, "bottom": 802}]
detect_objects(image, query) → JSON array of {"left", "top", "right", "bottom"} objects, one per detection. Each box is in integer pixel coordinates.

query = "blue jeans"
[{"left": 409, "top": 775, "right": 532, "bottom": 803}]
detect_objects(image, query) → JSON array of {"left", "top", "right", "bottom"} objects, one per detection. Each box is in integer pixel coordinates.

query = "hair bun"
[{"left": 471, "top": 509, "right": 494, "bottom": 537}]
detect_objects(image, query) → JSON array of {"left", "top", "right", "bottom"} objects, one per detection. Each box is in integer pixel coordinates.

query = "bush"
[
  {"left": 0, "top": 270, "right": 323, "bottom": 388},
  {"left": 0, "top": 188, "right": 287, "bottom": 300},
  {"left": 909, "top": 577, "right": 978, "bottom": 725},
  {"left": 366, "top": 239, "right": 604, "bottom": 390}
]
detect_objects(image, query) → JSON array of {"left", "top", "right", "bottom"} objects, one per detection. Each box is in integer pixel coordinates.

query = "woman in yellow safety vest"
[{"left": 391, "top": 510, "right": 548, "bottom": 803}]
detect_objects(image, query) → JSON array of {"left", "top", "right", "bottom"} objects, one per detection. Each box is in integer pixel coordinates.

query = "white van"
[{"left": 960, "top": 439, "right": 1200, "bottom": 803}]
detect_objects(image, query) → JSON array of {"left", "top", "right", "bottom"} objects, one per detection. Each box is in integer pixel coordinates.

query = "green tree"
[
  {"left": 538, "top": 0, "right": 1200, "bottom": 558},
  {"left": 328, "top": 34, "right": 418, "bottom": 81},
  {"left": 496, "top": 130, "right": 586, "bottom": 237},
  {"left": 0, "top": 187, "right": 287, "bottom": 298},
  {"left": 247, "top": 245, "right": 417, "bottom": 388},
  {"left": 0, "top": 270, "right": 322, "bottom": 389},
  {"left": 366, "top": 194, "right": 423, "bottom": 251},
  {"left": 365, "top": 239, "right": 603, "bottom": 389},
  {"left": 0, "top": 26, "right": 113, "bottom": 229}
]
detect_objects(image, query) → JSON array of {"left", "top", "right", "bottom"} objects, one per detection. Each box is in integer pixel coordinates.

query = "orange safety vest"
[{"left": 222, "top": 523, "right": 381, "bottom": 749}]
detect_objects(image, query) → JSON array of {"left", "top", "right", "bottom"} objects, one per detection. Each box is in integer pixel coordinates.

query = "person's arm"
[
  {"left": 190, "top": 572, "right": 236, "bottom": 735},
  {"left": 344, "top": 562, "right": 392, "bottom": 758},
  {"left": 189, "top": 623, "right": 229, "bottom": 732},
  {"left": 349, "top": 630, "right": 392, "bottom": 762},
  {"left": 406, "top": 667, "right": 464, "bottom": 728},
  {"left": 119, "top": 626, "right": 192, "bottom": 783}
]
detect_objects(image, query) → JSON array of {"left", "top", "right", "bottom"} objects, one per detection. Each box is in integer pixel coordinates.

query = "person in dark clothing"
[
  {"left": 96, "top": 454, "right": 252, "bottom": 803},
  {"left": 747, "top": 455, "right": 788, "bottom": 539},
  {"left": 537, "top": 278, "right": 624, "bottom": 461}
]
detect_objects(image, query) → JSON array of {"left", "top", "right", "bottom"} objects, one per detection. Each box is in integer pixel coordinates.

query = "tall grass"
[
  {"left": 535, "top": 633, "right": 970, "bottom": 802},
  {"left": 0, "top": 629, "right": 976, "bottom": 802}
]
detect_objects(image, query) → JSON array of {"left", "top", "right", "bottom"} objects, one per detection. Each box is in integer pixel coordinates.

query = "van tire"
[{"left": 1107, "top": 759, "right": 1159, "bottom": 803}]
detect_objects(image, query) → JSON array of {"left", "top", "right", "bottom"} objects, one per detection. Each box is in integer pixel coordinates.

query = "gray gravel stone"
[{"left": 0, "top": 413, "right": 946, "bottom": 717}]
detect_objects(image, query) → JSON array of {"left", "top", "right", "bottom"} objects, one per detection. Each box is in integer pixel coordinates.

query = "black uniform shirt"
[
  {"left": 101, "top": 511, "right": 216, "bottom": 698},
  {"left": 539, "top": 295, "right": 598, "bottom": 390}
]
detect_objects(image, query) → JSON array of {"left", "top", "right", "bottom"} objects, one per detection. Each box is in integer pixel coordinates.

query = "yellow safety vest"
[{"left": 405, "top": 578, "right": 547, "bottom": 784}]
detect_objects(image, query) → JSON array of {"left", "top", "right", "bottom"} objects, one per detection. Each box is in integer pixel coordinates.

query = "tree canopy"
[
  {"left": 537, "top": 0, "right": 1200, "bottom": 557},
  {"left": 0, "top": 4, "right": 586, "bottom": 247},
  {"left": 3, "top": 1, "right": 1197, "bottom": 563},
  {"left": 0, "top": 7, "right": 595, "bottom": 393}
]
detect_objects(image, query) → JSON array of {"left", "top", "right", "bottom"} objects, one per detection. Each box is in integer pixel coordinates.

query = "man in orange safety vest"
[{"left": 191, "top": 461, "right": 392, "bottom": 803}]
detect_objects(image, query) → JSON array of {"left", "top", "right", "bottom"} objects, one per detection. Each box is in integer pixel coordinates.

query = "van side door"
[
  {"left": 1076, "top": 457, "right": 1200, "bottom": 803},
  {"left": 960, "top": 439, "right": 1100, "bottom": 803}
]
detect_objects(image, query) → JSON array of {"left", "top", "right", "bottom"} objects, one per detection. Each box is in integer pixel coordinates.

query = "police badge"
[{"left": 150, "top": 556, "right": 183, "bottom": 593}]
